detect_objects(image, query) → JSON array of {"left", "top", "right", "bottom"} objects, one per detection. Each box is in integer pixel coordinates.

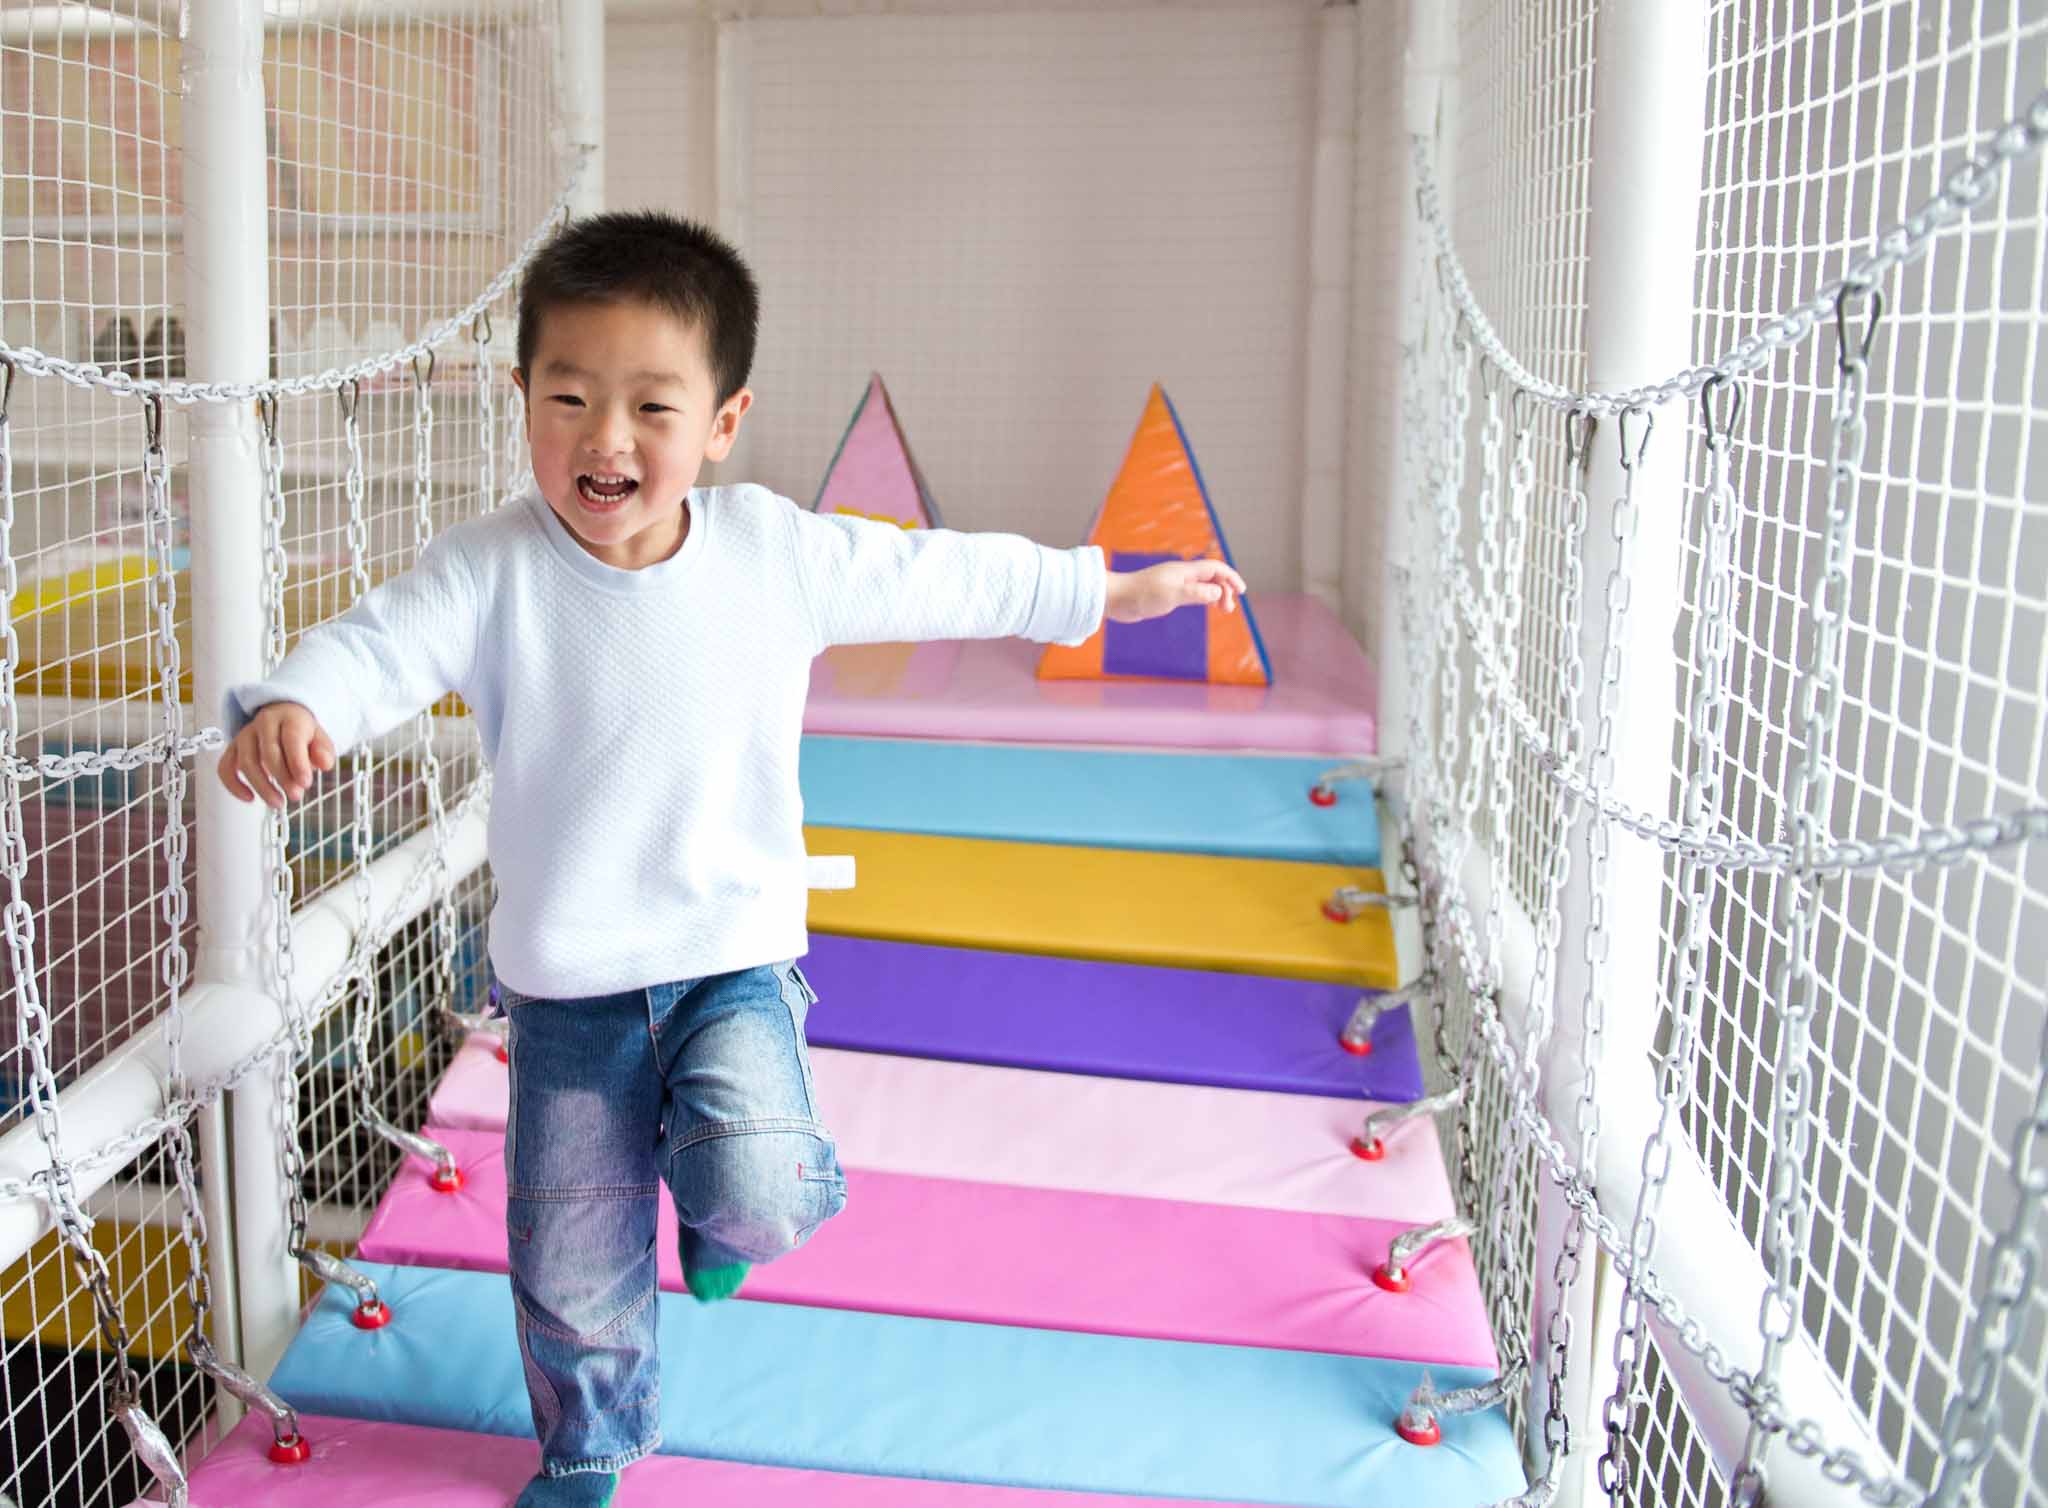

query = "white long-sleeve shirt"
[{"left": 228, "top": 483, "right": 1106, "bottom": 997}]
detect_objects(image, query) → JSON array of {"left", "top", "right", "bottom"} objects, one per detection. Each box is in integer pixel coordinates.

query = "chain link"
[{"left": 409, "top": 356, "right": 465, "bottom": 1043}]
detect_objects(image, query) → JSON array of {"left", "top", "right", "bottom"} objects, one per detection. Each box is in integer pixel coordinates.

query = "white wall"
[{"left": 603, "top": 4, "right": 1321, "bottom": 591}]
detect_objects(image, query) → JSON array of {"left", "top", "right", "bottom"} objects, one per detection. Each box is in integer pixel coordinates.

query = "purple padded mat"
[{"left": 799, "top": 934, "right": 1422, "bottom": 1102}]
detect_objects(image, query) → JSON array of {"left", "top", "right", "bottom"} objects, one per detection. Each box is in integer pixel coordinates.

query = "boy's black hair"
[{"left": 516, "top": 210, "right": 760, "bottom": 405}]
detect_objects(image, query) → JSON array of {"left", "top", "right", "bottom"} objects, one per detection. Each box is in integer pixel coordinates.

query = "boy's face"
[{"left": 513, "top": 298, "right": 752, "bottom": 571}]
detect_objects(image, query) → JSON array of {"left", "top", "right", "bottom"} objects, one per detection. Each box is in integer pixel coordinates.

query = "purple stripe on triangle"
[{"left": 1104, "top": 550, "right": 1208, "bottom": 680}]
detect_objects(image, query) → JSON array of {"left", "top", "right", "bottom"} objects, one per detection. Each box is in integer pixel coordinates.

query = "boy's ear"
[
  {"left": 703, "top": 387, "right": 753, "bottom": 462},
  {"left": 510, "top": 368, "right": 528, "bottom": 400}
]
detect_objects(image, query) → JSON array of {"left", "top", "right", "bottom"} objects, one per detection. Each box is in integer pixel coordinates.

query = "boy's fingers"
[{"left": 311, "top": 731, "right": 335, "bottom": 771}]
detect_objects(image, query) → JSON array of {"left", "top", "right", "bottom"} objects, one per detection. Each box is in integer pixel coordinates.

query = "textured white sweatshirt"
[{"left": 227, "top": 484, "right": 1106, "bottom": 997}]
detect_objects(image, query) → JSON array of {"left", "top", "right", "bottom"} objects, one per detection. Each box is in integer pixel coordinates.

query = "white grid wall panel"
[{"left": 698, "top": 6, "right": 1318, "bottom": 589}]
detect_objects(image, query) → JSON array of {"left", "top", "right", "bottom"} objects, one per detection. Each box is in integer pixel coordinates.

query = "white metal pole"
[
  {"left": 181, "top": 0, "right": 272, "bottom": 1425},
  {"left": 558, "top": 0, "right": 606, "bottom": 219},
  {"left": 1300, "top": 0, "right": 1357, "bottom": 612}
]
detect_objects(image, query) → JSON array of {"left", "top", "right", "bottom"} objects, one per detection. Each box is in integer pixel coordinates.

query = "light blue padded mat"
[
  {"left": 798, "top": 736, "right": 1379, "bottom": 866},
  {"left": 271, "top": 1263, "right": 1521, "bottom": 1507}
]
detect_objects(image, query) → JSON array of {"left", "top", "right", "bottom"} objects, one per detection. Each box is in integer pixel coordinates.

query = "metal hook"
[
  {"left": 1508, "top": 385, "right": 1536, "bottom": 433},
  {"left": 337, "top": 378, "right": 360, "bottom": 423},
  {"left": 472, "top": 308, "right": 494, "bottom": 345},
  {"left": 142, "top": 393, "right": 165, "bottom": 453},
  {"left": 1834, "top": 281, "right": 1885, "bottom": 368},
  {"left": 411, "top": 349, "right": 435, "bottom": 390},
  {"left": 257, "top": 391, "right": 279, "bottom": 441},
  {"left": 1699, "top": 373, "right": 1744, "bottom": 448},
  {"left": 0, "top": 356, "right": 14, "bottom": 426},
  {"left": 1563, "top": 406, "right": 1595, "bottom": 472},
  {"left": 1616, "top": 405, "right": 1654, "bottom": 473}
]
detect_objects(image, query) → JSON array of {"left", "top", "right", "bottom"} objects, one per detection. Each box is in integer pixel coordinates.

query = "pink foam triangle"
[{"left": 812, "top": 374, "right": 942, "bottom": 529}]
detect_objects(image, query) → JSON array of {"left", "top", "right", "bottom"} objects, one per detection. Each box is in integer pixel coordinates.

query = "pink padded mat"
[
  {"left": 355, "top": 1126, "right": 1495, "bottom": 1369},
  {"left": 427, "top": 1038, "right": 1456, "bottom": 1222},
  {"left": 802, "top": 593, "right": 1378, "bottom": 753},
  {"left": 182, "top": 1412, "right": 1283, "bottom": 1506}
]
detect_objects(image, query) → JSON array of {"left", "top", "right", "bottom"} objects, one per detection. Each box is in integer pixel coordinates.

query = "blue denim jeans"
[{"left": 499, "top": 961, "right": 849, "bottom": 1476}]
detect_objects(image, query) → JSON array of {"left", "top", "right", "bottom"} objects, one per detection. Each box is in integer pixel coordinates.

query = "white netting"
[
  {"left": 1398, "top": 3, "right": 2048, "bottom": 1504},
  {"left": 0, "top": 3, "right": 565, "bottom": 1502}
]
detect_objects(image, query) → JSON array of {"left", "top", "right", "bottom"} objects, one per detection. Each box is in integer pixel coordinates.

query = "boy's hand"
[
  {"left": 1104, "top": 557, "right": 1248, "bottom": 623},
  {"left": 217, "top": 702, "right": 336, "bottom": 809}
]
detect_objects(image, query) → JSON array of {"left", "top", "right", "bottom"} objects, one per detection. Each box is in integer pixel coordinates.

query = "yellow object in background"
[{"left": 804, "top": 825, "right": 1399, "bottom": 989}]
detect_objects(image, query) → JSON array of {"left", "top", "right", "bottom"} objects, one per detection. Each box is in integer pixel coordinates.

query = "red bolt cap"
[
  {"left": 1339, "top": 1034, "right": 1374, "bottom": 1057},
  {"left": 1322, "top": 898, "right": 1354, "bottom": 924},
  {"left": 494, "top": 1041, "right": 509, "bottom": 1064},
  {"left": 1397, "top": 1415, "right": 1442, "bottom": 1447},
  {"left": 1309, "top": 785, "right": 1337, "bottom": 807},
  {"left": 1350, "top": 1135, "right": 1386, "bottom": 1162},
  {"left": 430, "top": 1165, "right": 465, "bottom": 1194},
  {"left": 1373, "top": 1262, "right": 1411, "bottom": 1294},
  {"left": 268, "top": 1433, "right": 312, "bottom": 1465},
  {"left": 351, "top": 1300, "right": 392, "bottom": 1331}
]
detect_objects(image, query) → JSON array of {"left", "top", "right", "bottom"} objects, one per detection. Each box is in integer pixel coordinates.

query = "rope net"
[
  {"left": 0, "top": 3, "right": 563, "bottom": 1502},
  {"left": 1397, "top": 5, "right": 2047, "bottom": 1505}
]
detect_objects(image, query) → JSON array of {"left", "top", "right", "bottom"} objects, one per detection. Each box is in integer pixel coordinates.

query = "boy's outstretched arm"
[{"left": 1104, "top": 557, "right": 1246, "bottom": 623}]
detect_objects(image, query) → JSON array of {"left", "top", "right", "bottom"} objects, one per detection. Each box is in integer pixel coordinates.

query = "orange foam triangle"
[{"left": 1039, "top": 385, "right": 1269, "bottom": 686}]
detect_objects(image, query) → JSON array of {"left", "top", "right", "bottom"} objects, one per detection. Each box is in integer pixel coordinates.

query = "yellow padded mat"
[{"left": 803, "top": 826, "right": 1400, "bottom": 989}]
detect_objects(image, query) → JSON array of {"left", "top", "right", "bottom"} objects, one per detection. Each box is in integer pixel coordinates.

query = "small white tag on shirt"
[{"left": 806, "top": 854, "right": 856, "bottom": 890}]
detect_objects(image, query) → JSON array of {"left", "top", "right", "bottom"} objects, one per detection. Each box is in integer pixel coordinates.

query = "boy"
[{"left": 217, "top": 211, "right": 1244, "bottom": 1508}]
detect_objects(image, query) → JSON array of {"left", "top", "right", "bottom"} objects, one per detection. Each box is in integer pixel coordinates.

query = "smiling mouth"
[{"left": 577, "top": 474, "right": 639, "bottom": 508}]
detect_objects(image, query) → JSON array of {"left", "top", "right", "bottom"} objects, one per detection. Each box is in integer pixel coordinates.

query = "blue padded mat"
[
  {"left": 799, "top": 736, "right": 1379, "bottom": 866},
  {"left": 803, "top": 934, "right": 1425, "bottom": 1101},
  {"left": 273, "top": 1263, "right": 1522, "bottom": 1507}
]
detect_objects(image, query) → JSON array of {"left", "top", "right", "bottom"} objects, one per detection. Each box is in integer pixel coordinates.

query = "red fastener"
[
  {"left": 430, "top": 1165, "right": 465, "bottom": 1194},
  {"left": 268, "top": 1433, "right": 312, "bottom": 1465},
  {"left": 1397, "top": 1414, "right": 1441, "bottom": 1447},
  {"left": 1339, "top": 1034, "right": 1373, "bottom": 1057},
  {"left": 1350, "top": 1135, "right": 1385, "bottom": 1161},
  {"left": 1373, "top": 1262, "right": 1411, "bottom": 1294},
  {"left": 494, "top": 1041, "right": 509, "bottom": 1064},
  {"left": 1322, "top": 898, "right": 1353, "bottom": 923},
  {"left": 1309, "top": 785, "right": 1337, "bottom": 807},
  {"left": 351, "top": 1299, "right": 392, "bottom": 1331}
]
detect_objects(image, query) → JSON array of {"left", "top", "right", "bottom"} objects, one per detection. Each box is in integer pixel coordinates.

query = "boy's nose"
[{"left": 584, "top": 409, "right": 634, "bottom": 456}]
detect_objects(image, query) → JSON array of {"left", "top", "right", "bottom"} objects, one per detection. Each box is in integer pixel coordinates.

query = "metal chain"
[
  {"left": 1594, "top": 408, "right": 1656, "bottom": 1502},
  {"left": 0, "top": 372, "right": 184, "bottom": 1498},
  {"left": 1444, "top": 556, "right": 2047, "bottom": 876},
  {"left": 1410, "top": 88, "right": 2047, "bottom": 417},
  {"left": 409, "top": 355, "right": 463, "bottom": 1039},
  {"left": 142, "top": 398, "right": 194, "bottom": 1103},
  {"left": 1928, "top": 992, "right": 2048, "bottom": 1504},
  {"left": 1732, "top": 282, "right": 1885, "bottom": 1507},
  {"left": 1602, "top": 382, "right": 1745, "bottom": 1502},
  {"left": 1420, "top": 838, "right": 1927, "bottom": 1506},
  {"left": 474, "top": 311, "right": 498, "bottom": 511},
  {"left": 1531, "top": 405, "right": 1592, "bottom": 1476},
  {"left": 0, "top": 151, "right": 591, "bottom": 408}
]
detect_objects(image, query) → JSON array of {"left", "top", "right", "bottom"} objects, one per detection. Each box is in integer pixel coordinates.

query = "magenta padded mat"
[
  {"left": 803, "top": 594, "right": 1377, "bottom": 753},
  {"left": 354, "top": 1126, "right": 1496, "bottom": 1369},
  {"left": 800, "top": 934, "right": 1422, "bottom": 1100}
]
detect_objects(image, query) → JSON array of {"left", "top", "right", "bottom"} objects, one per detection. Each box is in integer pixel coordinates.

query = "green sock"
[{"left": 685, "top": 1259, "right": 751, "bottom": 1303}]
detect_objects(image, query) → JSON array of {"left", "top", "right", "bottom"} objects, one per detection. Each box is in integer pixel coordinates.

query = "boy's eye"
[
  {"left": 549, "top": 394, "right": 585, "bottom": 408},
  {"left": 641, "top": 403, "right": 674, "bottom": 415}
]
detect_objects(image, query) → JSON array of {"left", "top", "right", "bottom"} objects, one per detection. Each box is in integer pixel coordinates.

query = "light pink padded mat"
[
  {"left": 355, "top": 1126, "right": 1496, "bottom": 1370},
  {"left": 427, "top": 1036, "right": 1456, "bottom": 1222},
  {"left": 802, "top": 593, "right": 1378, "bottom": 753},
  {"left": 181, "top": 1413, "right": 1283, "bottom": 1507}
]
